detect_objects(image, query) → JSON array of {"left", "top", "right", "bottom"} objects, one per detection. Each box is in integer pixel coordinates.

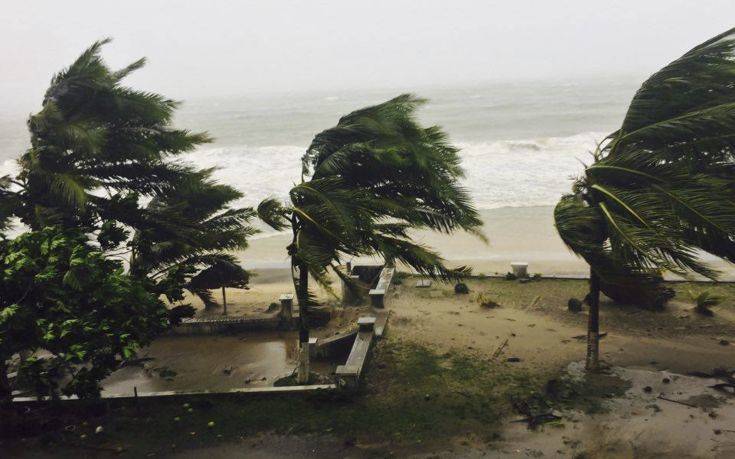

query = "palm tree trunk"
[
  {"left": 586, "top": 268, "right": 601, "bottom": 371},
  {"left": 295, "top": 262, "right": 310, "bottom": 384},
  {"left": 222, "top": 286, "right": 227, "bottom": 315}
]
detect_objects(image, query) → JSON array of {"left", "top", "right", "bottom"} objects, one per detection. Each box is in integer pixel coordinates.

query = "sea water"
[{"left": 0, "top": 77, "right": 638, "bottom": 212}]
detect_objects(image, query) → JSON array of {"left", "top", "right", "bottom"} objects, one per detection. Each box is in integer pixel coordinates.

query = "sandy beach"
[{"left": 237, "top": 206, "right": 735, "bottom": 286}]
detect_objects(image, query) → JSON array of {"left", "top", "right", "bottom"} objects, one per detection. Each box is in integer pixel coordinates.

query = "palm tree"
[
  {"left": 259, "top": 94, "right": 483, "bottom": 383},
  {"left": 0, "top": 39, "right": 257, "bottom": 305},
  {"left": 129, "top": 168, "right": 256, "bottom": 311},
  {"left": 10, "top": 38, "right": 209, "bottom": 234},
  {"left": 555, "top": 28, "right": 735, "bottom": 371}
]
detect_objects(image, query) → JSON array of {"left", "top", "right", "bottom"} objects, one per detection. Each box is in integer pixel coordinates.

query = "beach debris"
[
  {"left": 94, "top": 426, "right": 104, "bottom": 434},
  {"left": 510, "top": 394, "right": 561, "bottom": 429},
  {"left": 643, "top": 386, "right": 653, "bottom": 393},
  {"left": 567, "top": 298, "right": 583, "bottom": 313},
  {"left": 528, "top": 295, "right": 541, "bottom": 308},
  {"left": 454, "top": 282, "right": 469, "bottom": 294},
  {"left": 207, "top": 421, "right": 215, "bottom": 428},
  {"left": 718, "top": 339, "right": 730, "bottom": 346},
  {"left": 477, "top": 292, "right": 500, "bottom": 309},
  {"left": 492, "top": 339, "right": 509, "bottom": 360},
  {"left": 222, "top": 365, "right": 234, "bottom": 375},
  {"left": 415, "top": 279, "right": 432, "bottom": 288},
  {"left": 657, "top": 395, "right": 698, "bottom": 408},
  {"left": 710, "top": 383, "right": 735, "bottom": 396},
  {"left": 573, "top": 333, "right": 607, "bottom": 341},
  {"left": 507, "top": 357, "right": 522, "bottom": 363}
]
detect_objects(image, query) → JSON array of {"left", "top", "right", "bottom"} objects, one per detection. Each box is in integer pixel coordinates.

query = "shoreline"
[{"left": 239, "top": 205, "right": 735, "bottom": 281}]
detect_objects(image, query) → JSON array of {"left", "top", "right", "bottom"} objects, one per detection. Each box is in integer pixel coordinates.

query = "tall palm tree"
[
  {"left": 1, "top": 39, "right": 256, "bottom": 305},
  {"left": 11, "top": 38, "right": 209, "bottom": 234},
  {"left": 259, "top": 94, "right": 483, "bottom": 382},
  {"left": 555, "top": 28, "right": 735, "bottom": 370}
]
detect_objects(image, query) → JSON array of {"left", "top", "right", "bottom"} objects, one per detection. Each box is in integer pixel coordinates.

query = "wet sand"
[{"left": 387, "top": 277, "right": 735, "bottom": 375}]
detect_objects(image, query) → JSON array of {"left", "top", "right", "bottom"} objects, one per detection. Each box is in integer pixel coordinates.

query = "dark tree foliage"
[
  {"left": 0, "top": 227, "right": 169, "bottom": 401},
  {"left": 554, "top": 28, "right": 735, "bottom": 369}
]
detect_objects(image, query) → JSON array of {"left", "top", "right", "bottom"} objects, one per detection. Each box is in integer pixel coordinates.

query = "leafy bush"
[
  {"left": 689, "top": 289, "right": 722, "bottom": 316},
  {"left": 0, "top": 227, "right": 170, "bottom": 401}
]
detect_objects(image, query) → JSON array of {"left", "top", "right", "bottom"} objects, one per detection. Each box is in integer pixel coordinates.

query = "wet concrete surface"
[{"left": 102, "top": 332, "right": 333, "bottom": 395}]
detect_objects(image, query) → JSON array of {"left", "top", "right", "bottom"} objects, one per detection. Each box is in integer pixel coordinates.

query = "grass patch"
[{"left": 2, "top": 338, "right": 544, "bottom": 457}]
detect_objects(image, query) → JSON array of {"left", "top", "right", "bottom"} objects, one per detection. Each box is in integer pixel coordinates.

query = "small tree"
[
  {"left": 555, "top": 28, "right": 735, "bottom": 371},
  {"left": 259, "top": 95, "right": 483, "bottom": 382},
  {"left": 0, "top": 227, "right": 169, "bottom": 401}
]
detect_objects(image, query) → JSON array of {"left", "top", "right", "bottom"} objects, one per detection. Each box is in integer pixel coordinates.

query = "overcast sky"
[{"left": 2, "top": 1, "right": 734, "bottom": 113}]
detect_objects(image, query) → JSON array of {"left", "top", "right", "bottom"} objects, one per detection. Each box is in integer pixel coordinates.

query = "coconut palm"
[
  {"left": 555, "top": 28, "right": 735, "bottom": 370},
  {"left": 1, "top": 39, "right": 256, "bottom": 305},
  {"left": 129, "top": 168, "right": 256, "bottom": 311},
  {"left": 259, "top": 94, "right": 483, "bottom": 382},
  {"left": 11, "top": 38, "right": 209, "bottom": 234}
]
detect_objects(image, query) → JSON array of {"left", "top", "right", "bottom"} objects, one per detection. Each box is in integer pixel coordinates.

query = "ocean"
[{"left": 0, "top": 77, "right": 639, "bottom": 211}]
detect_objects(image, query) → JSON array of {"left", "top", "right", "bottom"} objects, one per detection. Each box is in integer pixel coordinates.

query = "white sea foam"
[{"left": 181, "top": 131, "right": 606, "bottom": 210}]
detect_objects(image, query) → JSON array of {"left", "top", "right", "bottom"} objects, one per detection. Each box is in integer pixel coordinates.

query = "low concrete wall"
[
  {"left": 369, "top": 266, "right": 395, "bottom": 308},
  {"left": 170, "top": 294, "right": 295, "bottom": 335},
  {"left": 13, "top": 384, "right": 337, "bottom": 403}
]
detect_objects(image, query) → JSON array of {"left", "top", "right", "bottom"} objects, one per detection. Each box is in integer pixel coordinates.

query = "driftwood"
[
  {"left": 657, "top": 395, "right": 698, "bottom": 408},
  {"left": 492, "top": 339, "right": 509, "bottom": 360}
]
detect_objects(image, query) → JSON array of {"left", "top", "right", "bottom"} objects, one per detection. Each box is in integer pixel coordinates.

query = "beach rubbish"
[
  {"left": 568, "top": 298, "right": 583, "bottom": 312},
  {"left": 477, "top": 292, "right": 500, "bottom": 309},
  {"left": 415, "top": 279, "right": 432, "bottom": 288},
  {"left": 95, "top": 426, "right": 104, "bottom": 434},
  {"left": 454, "top": 282, "right": 469, "bottom": 294},
  {"left": 507, "top": 357, "right": 522, "bottom": 363}
]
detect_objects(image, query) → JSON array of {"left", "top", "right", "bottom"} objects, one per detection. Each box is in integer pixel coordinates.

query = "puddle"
[{"left": 102, "top": 331, "right": 333, "bottom": 395}]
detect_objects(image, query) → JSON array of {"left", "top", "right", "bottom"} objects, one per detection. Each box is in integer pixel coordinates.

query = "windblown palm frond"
[
  {"left": 280, "top": 94, "right": 483, "bottom": 291},
  {"left": 129, "top": 169, "right": 256, "bottom": 302},
  {"left": 554, "top": 28, "right": 735, "bottom": 369},
  {"left": 262, "top": 94, "right": 484, "bottom": 384},
  {"left": 12, "top": 39, "right": 210, "bottom": 231},
  {"left": 556, "top": 27, "right": 735, "bottom": 282}
]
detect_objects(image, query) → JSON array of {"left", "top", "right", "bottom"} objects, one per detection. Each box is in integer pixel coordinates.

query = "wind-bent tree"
[
  {"left": 129, "top": 169, "right": 256, "bottom": 312},
  {"left": 1, "top": 39, "right": 255, "bottom": 303},
  {"left": 555, "top": 28, "right": 735, "bottom": 371},
  {"left": 259, "top": 94, "right": 483, "bottom": 382},
  {"left": 0, "top": 40, "right": 257, "bottom": 397}
]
